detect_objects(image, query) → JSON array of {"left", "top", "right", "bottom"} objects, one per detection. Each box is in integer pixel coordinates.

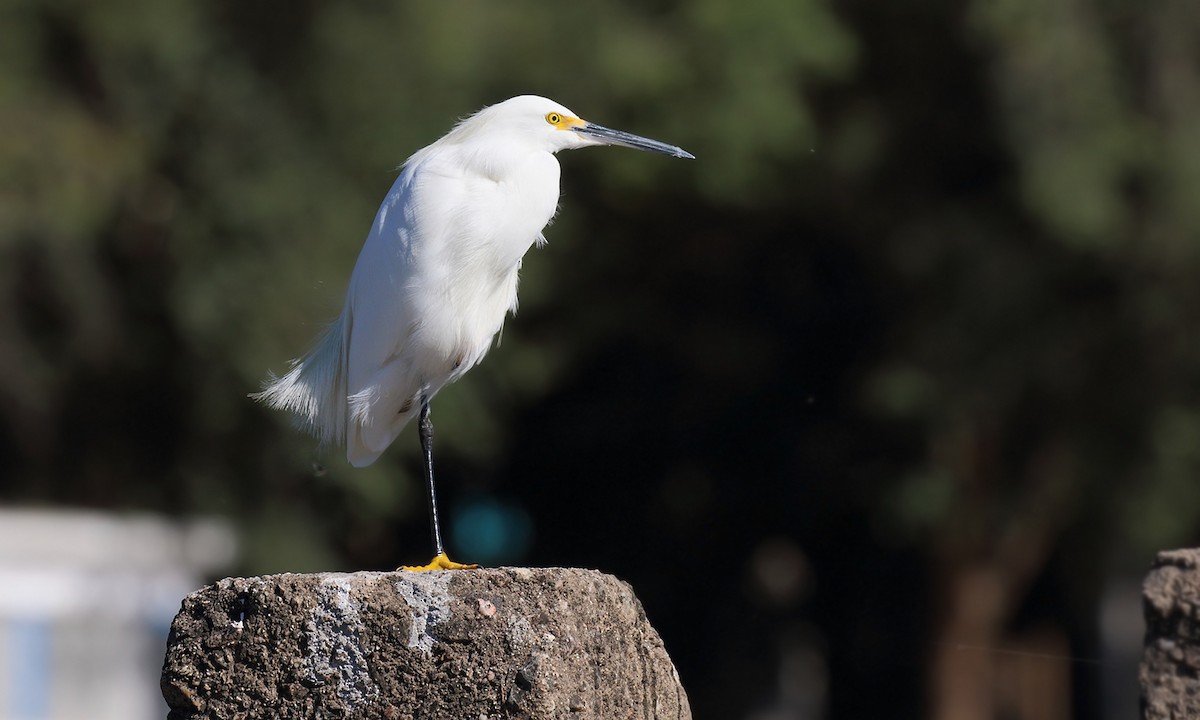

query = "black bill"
[{"left": 575, "top": 122, "right": 695, "bottom": 159}]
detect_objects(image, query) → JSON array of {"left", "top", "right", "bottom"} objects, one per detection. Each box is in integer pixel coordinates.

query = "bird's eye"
[{"left": 546, "top": 112, "right": 562, "bottom": 126}]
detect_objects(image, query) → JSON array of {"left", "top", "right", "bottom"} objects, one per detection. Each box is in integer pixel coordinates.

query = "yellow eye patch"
[{"left": 545, "top": 112, "right": 584, "bottom": 130}]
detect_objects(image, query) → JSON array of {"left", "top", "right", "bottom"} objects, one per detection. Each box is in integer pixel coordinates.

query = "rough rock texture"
[
  {"left": 1141, "top": 549, "right": 1200, "bottom": 720},
  {"left": 161, "top": 567, "right": 691, "bottom": 719}
]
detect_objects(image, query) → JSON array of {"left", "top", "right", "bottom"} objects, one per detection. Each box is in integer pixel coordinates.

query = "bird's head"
[{"left": 463, "top": 95, "right": 694, "bottom": 159}]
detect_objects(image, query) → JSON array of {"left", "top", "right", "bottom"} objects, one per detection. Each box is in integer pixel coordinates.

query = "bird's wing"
[
  {"left": 341, "top": 167, "right": 427, "bottom": 467},
  {"left": 254, "top": 165, "right": 431, "bottom": 467}
]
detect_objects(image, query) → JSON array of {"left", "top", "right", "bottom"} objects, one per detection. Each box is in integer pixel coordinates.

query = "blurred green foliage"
[{"left": 3, "top": 0, "right": 1200, "bottom": 717}]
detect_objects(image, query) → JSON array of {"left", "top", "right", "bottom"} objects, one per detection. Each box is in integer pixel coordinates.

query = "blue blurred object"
[
  {"left": 7, "top": 619, "right": 50, "bottom": 719},
  {"left": 451, "top": 498, "right": 534, "bottom": 566}
]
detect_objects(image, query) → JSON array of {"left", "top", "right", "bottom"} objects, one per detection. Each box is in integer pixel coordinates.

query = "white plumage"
[{"left": 255, "top": 94, "right": 692, "bottom": 470}]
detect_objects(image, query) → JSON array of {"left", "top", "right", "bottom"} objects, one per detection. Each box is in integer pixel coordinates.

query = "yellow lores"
[
  {"left": 254, "top": 96, "right": 692, "bottom": 571},
  {"left": 546, "top": 111, "right": 586, "bottom": 130}
]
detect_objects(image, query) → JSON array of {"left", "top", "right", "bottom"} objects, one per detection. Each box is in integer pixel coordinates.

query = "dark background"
[{"left": 4, "top": 0, "right": 1200, "bottom": 718}]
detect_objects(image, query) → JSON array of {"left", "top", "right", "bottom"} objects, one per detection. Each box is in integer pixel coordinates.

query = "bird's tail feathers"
[{"left": 252, "top": 315, "right": 349, "bottom": 448}]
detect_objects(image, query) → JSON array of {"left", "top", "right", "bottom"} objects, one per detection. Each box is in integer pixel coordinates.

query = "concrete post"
[
  {"left": 161, "top": 567, "right": 691, "bottom": 719},
  {"left": 1140, "top": 549, "right": 1200, "bottom": 720}
]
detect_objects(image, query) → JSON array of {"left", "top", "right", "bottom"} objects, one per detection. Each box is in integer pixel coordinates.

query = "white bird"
[{"left": 254, "top": 95, "right": 693, "bottom": 571}]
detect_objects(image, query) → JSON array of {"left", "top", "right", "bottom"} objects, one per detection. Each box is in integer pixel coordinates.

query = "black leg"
[{"left": 418, "top": 397, "right": 446, "bottom": 558}]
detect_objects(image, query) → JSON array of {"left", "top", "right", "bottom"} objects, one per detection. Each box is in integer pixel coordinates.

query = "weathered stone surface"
[
  {"left": 161, "top": 567, "right": 691, "bottom": 719},
  {"left": 1140, "top": 549, "right": 1200, "bottom": 720}
]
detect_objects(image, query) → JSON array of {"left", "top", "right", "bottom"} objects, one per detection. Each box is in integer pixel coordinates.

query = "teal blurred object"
[{"left": 452, "top": 498, "right": 534, "bottom": 567}]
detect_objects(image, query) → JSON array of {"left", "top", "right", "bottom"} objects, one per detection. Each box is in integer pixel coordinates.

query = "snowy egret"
[{"left": 255, "top": 95, "right": 692, "bottom": 571}]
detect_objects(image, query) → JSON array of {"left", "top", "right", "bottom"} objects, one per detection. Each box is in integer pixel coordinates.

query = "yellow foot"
[{"left": 399, "top": 552, "right": 479, "bottom": 572}]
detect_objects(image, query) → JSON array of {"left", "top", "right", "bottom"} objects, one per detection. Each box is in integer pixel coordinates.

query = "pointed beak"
[{"left": 573, "top": 122, "right": 695, "bottom": 159}]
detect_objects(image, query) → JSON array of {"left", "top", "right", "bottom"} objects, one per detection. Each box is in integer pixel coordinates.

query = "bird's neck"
[{"left": 452, "top": 141, "right": 549, "bottom": 183}]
